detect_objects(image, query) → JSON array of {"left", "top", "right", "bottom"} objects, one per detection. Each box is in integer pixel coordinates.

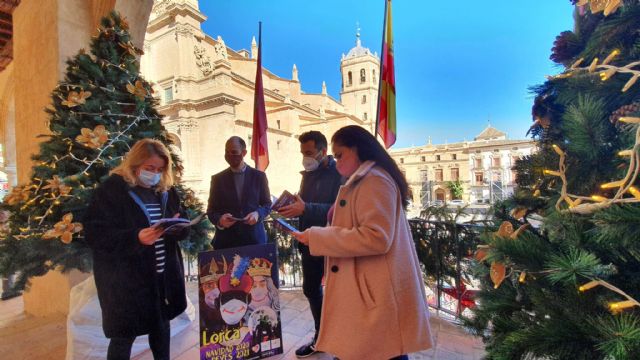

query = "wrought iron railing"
[{"left": 184, "top": 217, "right": 485, "bottom": 320}]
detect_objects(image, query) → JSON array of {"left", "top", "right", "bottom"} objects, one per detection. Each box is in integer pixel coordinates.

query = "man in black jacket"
[
  {"left": 278, "top": 131, "right": 343, "bottom": 358},
  {"left": 207, "top": 136, "right": 272, "bottom": 249}
]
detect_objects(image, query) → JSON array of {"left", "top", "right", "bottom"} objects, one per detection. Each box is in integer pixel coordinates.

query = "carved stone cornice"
[{"left": 157, "top": 93, "right": 242, "bottom": 113}]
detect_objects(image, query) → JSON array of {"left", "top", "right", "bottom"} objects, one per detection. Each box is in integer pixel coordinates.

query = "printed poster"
[{"left": 198, "top": 243, "right": 283, "bottom": 360}]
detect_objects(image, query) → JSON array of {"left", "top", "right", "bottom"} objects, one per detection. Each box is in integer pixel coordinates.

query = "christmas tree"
[
  {"left": 465, "top": 1, "right": 640, "bottom": 359},
  {"left": 0, "top": 12, "right": 212, "bottom": 293}
]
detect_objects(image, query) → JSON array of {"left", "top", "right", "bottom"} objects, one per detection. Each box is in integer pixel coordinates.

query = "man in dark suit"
[{"left": 207, "top": 136, "right": 271, "bottom": 249}]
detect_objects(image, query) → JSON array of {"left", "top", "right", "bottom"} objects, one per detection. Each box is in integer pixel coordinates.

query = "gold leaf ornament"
[
  {"left": 126, "top": 80, "right": 148, "bottom": 100},
  {"left": 590, "top": 0, "right": 608, "bottom": 13},
  {"left": 4, "top": 186, "right": 31, "bottom": 206},
  {"left": 62, "top": 90, "right": 92, "bottom": 107},
  {"left": 42, "top": 175, "right": 71, "bottom": 195},
  {"left": 76, "top": 125, "right": 109, "bottom": 149},
  {"left": 494, "top": 221, "right": 514, "bottom": 238},
  {"left": 119, "top": 41, "right": 144, "bottom": 56},
  {"left": 43, "top": 213, "right": 83, "bottom": 244},
  {"left": 490, "top": 262, "right": 507, "bottom": 289}
]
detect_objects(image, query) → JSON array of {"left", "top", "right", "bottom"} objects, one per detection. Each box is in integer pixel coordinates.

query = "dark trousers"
[
  {"left": 107, "top": 320, "right": 170, "bottom": 360},
  {"left": 299, "top": 243, "right": 324, "bottom": 340}
]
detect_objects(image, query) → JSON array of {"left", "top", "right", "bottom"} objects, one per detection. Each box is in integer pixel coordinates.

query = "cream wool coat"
[{"left": 308, "top": 161, "right": 433, "bottom": 360}]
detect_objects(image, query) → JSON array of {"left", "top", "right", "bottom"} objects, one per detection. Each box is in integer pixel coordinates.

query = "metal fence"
[{"left": 184, "top": 217, "right": 484, "bottom": 320}]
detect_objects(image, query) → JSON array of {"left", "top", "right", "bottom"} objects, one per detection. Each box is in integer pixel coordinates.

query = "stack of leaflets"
[
  {"left": 271, "top": 190, "right": 296, "bottom": 211},
  {"left": 152, "top": 213, "right": 206, "bottom": 234}
]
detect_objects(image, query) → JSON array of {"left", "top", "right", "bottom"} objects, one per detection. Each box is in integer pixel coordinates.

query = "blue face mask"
[{"left": 138, "top": 169, "right": 161, "bottom": 187}]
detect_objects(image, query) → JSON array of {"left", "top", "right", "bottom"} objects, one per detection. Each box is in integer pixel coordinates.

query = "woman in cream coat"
[{"left": 294, "top": 125, "right": 433, "bottom": 360}]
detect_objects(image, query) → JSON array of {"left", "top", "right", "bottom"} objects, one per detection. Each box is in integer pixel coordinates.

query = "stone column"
[{"left": 12, "top": 0, "right": 152, "bottom": 316}]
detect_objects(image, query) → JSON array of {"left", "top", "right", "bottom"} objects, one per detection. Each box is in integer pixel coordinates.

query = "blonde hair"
[{"left": 111, "top": 139, "right": 174, "bottom": 192}]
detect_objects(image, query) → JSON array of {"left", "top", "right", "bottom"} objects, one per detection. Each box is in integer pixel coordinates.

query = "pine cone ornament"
[
  {"left": 550, "top": 31, "right": 581, "bottom": 66},
  {"left": 610, "top": 101, "right": 640, "bottom": 126}
]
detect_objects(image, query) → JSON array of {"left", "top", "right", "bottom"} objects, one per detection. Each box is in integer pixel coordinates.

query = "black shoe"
[{"left": 295, "top": 341, "right": 319, "bottom": 358}]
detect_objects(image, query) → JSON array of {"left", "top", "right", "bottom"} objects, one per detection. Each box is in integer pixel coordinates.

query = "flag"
[
  {"left": 376, "top": 0, "right": 396, "bottom": 149},
  {"left": 251, "top": 22, "right": 269, "bottom": 171}
]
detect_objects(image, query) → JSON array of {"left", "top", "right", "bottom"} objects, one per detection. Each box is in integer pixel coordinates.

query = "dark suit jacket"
[{"left": 207, "top": 165, "right": 271, "bottom": 249}]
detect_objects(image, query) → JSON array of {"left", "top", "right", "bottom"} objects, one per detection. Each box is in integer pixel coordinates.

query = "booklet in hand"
[
  {"left": 271, "top": 190, "right": 296, "bottom": 211},
  {"left": 153, "top": 213, "right": 206, "bottom": 234},
  {"left": 275, "top": 218, "right": 299, "bottom": 234}
]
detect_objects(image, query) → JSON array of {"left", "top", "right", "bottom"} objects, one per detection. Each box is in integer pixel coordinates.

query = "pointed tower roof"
[
  {"left": 345, "top": 22, "right": 372, "bottom": 59},
  {"left": 474, "top": 125, "right": 507, "bottom": 141}
]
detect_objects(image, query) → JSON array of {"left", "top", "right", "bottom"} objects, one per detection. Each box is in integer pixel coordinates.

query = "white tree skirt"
[{"left": 65, "top": 276, "right": 195, "bottom": 360}]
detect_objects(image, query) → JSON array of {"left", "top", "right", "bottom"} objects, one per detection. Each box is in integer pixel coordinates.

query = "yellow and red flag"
[
  {"left": 376, "top": 0, "right": 396, "bottom": 148},
  {"left": 251, "top": 22, "right": 269, "bottom": 171}
]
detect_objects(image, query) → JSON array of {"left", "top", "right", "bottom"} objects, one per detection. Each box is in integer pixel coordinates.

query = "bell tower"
[{"left": 340, "top": 24, "right": 379, "bottom": 131}]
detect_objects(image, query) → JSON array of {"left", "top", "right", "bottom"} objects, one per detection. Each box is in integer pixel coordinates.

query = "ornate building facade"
[
  {"left": 390, "top": 126, "right": 536, "bottom": 210},
  {"left": 142, "top": 0, "right": 379, "bottom": 200}
]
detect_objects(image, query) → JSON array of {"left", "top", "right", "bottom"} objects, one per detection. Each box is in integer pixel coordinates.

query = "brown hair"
[
  {"left": 111, "top": 139, "right": 174, "bottom": 192},
  {"left": 332, "top": 125, "right": 409, "bottom": 209}
]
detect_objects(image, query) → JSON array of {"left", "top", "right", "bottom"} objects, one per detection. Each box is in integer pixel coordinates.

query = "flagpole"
[
  {"left": 375, "top": 0, "right": 389, "bottom": 139},
  {"left": 256, "top": 21, "right": 262, "bottom": 170}
]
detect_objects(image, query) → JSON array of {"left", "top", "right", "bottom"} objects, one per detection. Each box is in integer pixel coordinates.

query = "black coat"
[
  {"left": 298, "top": 156, "right": 344, "bottom": 231},
  {"left": 206, "top": 165, "right": 271, "bottom": 249},
  {"left": 83, "top": 174, "right": 188, "bottom": 338}
]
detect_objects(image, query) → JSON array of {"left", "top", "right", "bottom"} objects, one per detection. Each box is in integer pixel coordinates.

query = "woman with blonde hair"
[{"left": 84, "top": 138, "right": 189, "bottom": 360}]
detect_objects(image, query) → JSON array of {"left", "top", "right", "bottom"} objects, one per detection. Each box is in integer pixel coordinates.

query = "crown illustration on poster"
[
  {"left": 200, "top": 256, "right": 228, "bottom": 284},
  {"left": 247, "top": 258, "right": 272, "bottom": 277}
]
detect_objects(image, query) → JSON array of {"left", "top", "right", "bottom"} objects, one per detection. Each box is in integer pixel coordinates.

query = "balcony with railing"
[{"left": 1, "top": 218, "right": 486, "bottom": 359}]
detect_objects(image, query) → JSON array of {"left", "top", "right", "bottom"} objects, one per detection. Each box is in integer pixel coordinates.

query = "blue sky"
[{"left": 200, "top": 1, "right": 575, "bottom": 148}]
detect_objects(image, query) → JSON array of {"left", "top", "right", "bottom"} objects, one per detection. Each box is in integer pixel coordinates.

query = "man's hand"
[
  {"left": 243, "top": 211, "right": 259, "bottom": 225},
  {"left": 219, "top": 213, "right": 237, "bottom": 228},
  {"left": 138, "top": 227, "right": 164, "bottom": 245},
  {"left": 278, "top": 195, "right": 305, "bottom": 218}
]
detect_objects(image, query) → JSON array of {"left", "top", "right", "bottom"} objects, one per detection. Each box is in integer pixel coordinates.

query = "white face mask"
[
  {"left": 204, "top": 288, "right": 220, "bottom": 309},
  {"left": 220, "top": 298, "right": 247, "bottom": 325},
  {"left": 138, "top": 169, "right": 161, "bottom": 187},
  {"left": 302, "top": 156, "right": 320, "bottom": 172}
]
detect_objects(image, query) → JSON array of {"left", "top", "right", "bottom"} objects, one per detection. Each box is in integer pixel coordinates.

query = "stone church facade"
[{"left": 142, "top": 0, "right": 379, "bottom": 200}]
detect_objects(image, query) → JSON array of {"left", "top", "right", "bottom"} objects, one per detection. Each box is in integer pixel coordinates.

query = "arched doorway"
[{"left": 435, "top": 188, "right": 446, "bottom": 202}]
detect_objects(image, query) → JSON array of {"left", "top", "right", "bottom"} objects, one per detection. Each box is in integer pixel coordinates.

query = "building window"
[
  {"left": 436, "top": 155, "right": 441, "bottom": 161},
  {"left": 164, "top": 87, "right": 173, "bottom": 103},
  {"left": 363, "top": 112, "right": 368, "bottom": 120},
  {"left": 420, "top": 170, "right": 428, "bottom": 180},
  {"left": 451, "top": 168, "right": 459, "bottom": 181},
  {"left": 347, "top": 71, "right": 352, "bottom": 86},
  {"left": 475, "top": 158, "right": 482, "bottom": 168},
  {"left": 372, "top": 69, "right": 376, "bottom": 83},
  {"left": 475, "top": 172, "right": 484, "bottom": 183},
  {"left": 421, "top": 156, "right": 426, "bottom": 162},
  {"left": 277, "top": 140, "right": 281, "bottom": 150},
  {"left": 362, "top": 95, "right": 367, "bottom": 104},
  {"left": 451, "top": 154, "right": 457, "bottom": 160},
  {"left": 400, "top": 158, "right": 404, "bottom": 164},
  {"left": 360, "top": 68, "right": 366, "bottom": 83},
  {"left": 511, "top": 170, "right": 518, "bottom": 184},
  {"left": 436, "top": 169, "right": 443, "bottom": 182},
  {"left": 276, "top": 120, "right": 281, "bottom": 129},
  {"left": 492, "top": 157, "right": 501, "bottom": 167}
]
